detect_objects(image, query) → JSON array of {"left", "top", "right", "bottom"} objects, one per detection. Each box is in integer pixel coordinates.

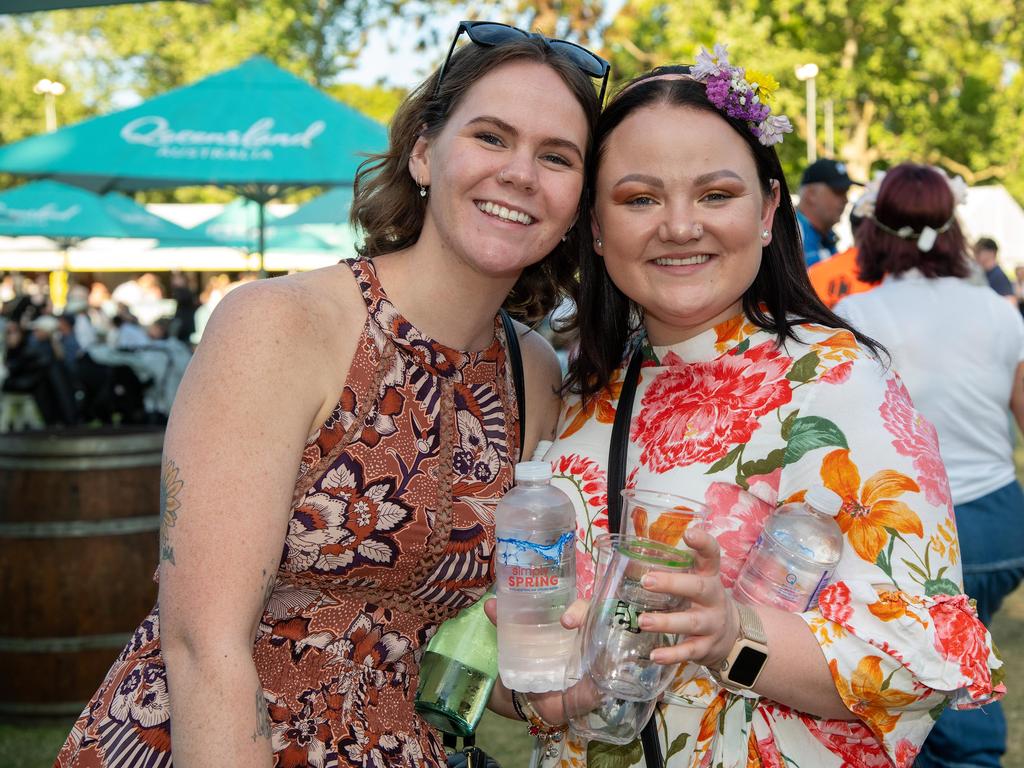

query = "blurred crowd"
[{"left": 0, "top": 270, "right": 257, "bottom": 430}]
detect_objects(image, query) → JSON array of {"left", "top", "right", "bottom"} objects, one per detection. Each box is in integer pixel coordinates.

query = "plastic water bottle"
[
  {"left": 733, "top": 486, "right": 844, "bottom": 613},
  {"left": 415, "top": 590, "right": 497, "bottom": 736},
  {"left": 496, "top": 461, "right": 576, "bottom": 692}
]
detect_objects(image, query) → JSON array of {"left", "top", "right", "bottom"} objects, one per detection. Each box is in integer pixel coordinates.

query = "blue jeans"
[{"left": 915, "top": 481, "right": 1024, "bottom": 768}]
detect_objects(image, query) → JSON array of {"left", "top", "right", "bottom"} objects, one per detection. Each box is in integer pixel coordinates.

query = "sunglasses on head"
[{"left": 434, "top": 20, "right": 610, "bottom": 106}]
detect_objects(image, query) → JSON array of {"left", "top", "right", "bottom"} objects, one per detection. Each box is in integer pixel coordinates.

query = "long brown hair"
[{"left": 351, "top": 38, "right": 601, "bottom": 322}]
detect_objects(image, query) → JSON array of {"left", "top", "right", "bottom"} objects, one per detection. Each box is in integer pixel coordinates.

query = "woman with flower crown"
[
  {"left": 834, "top": 163, "right": 1024, "bottom": 768},
  {"left": 517, "top": 49, "right": 1004, "bottom": 768}
]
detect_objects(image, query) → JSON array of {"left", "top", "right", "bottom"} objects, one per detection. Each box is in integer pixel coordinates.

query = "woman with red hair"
[{"left": 835, "top": 162, "right": 1024, "bottom": 768}]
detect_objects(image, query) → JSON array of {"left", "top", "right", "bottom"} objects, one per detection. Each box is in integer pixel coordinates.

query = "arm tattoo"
[
  {"left": 260, "top": 568, "right": 276, "bottom": 609},
  {"left": 252, "top": 686, "right": 272, "bottom": 742},
  {"left": 159, "top": 457, "right": 184, "bottom": 565}
]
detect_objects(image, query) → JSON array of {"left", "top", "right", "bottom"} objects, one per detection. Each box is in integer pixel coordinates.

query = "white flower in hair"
[
  {"left": 759, "top": 115, "right": 793, "bottom": 146},
  {"left": 945, "top": 173, "right": 968, "bottom": 206},
  {"left": 691, "top": 42, "right": 729, "bottom": 80},
  {"left": 852, "top": 170, "right": 887, "bottom": 220}
]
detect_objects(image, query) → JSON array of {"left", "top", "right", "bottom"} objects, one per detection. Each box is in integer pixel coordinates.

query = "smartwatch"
[{"left": 710, "top": 602, "right": 769, "bottom": 691}]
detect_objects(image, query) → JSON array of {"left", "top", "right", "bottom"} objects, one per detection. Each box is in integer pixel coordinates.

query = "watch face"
[{"left": 729, "top": 645, "right": 769, "bottom": 688}]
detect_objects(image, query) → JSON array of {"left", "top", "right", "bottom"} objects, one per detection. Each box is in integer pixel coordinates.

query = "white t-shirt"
[{"left": 835, "top": 269, "right": 1024, "bottom": 504}]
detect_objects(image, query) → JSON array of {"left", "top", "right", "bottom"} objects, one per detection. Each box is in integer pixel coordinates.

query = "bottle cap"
[
  {"left": 515, "top": 461, "right": 552, "bottom": 482},
  {"left": 804, "top": 485, "right": 843, "bottom": 517}
]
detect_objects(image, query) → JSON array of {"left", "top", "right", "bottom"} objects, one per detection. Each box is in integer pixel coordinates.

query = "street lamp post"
[
  {"left": 794, "top": 63, "right": 819, "bottom": 164},
  {"left": 33, "top": 78, "right": 66, "bottom": 133}
]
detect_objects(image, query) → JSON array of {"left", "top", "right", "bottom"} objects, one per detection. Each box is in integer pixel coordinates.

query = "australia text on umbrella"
[{"left": 120, "top": 116, "right": 327, "bottom": 162}]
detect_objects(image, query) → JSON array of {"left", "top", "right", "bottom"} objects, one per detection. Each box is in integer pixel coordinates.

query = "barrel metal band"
[
  {"left": 0, "top": 700, "right": 89, "bottom": 717},
  {"left": 0, "top": 453, "right": 161, "bottom": 471},
  {"left": 0, "top": 515, "right": 160, "bottom": 539},
  {"left": 0, "top": 632, "right": 131, "bottom": 653}
]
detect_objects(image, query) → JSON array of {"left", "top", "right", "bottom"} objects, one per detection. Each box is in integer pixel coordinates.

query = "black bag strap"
[
  {"left": 607, "top": 344, "right": 644, "bottom": 533},
  {"left": 499, "top": 309, "right": 526, "bottom": 461},
  {"left": 608, "top": 343, "right": 664, "bottom": 768}
]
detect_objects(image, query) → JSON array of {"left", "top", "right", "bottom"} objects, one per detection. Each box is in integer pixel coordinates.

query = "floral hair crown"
[
  {"left": 690, "top": 43, "right": 793, "bottom": 147},
  {"left": 852, "top": 168, "right": 968, "bottom": 252}
]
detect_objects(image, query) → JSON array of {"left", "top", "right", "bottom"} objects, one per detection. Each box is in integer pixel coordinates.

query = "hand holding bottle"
[{"left": 483, "top": 595, "right": 589, "bottom": 726}]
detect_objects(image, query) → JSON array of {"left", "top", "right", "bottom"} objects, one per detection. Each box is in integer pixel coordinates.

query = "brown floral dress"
[{"left": 56, "top": 258, "right": 519, "bottom": 768}]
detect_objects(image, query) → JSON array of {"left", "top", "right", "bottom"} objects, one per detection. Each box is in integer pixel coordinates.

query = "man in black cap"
[{"left": 796, "top": 159, "right": 860, "bottom": 267}]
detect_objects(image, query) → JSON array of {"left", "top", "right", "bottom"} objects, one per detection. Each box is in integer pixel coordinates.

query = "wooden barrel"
[{"left": 0, "top": 427, "right": 164, "bottom": 720}]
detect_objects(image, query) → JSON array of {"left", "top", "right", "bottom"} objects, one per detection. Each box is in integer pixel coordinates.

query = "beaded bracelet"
[{"left": 511, "top": 690, "right": 566, "bottom": 760}]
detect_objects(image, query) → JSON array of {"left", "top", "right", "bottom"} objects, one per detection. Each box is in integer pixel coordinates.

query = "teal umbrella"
[
  {"left": 0, "top": 56, "right": 387, "bottom": 270},
  {"left": 272, "top": 186, "right": 358, "bottom": 254},
  {"left": 0, "top": 180, "right": 193, "bottom": 244},
  {"left": 0, "top": 1, "right": 206, "bottom": 12},
  {"left": 161, "top": 197, "right": 335, "bottom": 252},
  {"left": 0, "top": 179, "right": 197, "bottom": 308}
]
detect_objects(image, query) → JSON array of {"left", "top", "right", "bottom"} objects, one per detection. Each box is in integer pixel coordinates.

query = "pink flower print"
[
  {"left": 929, "top": 593, "right": 998, "bottom": 702},
  {"left": 631, "top": 341, "right": 793, "bottom": 472},
  {"left": 799, "top": 716, "right": 890, "bottom": 767},
  {"left": 879, "top": 376, "right": 951, "bottom": 510},
  {"left": 753, "top": 729, "right": 786, "bottom": 768},
  {"left": 894, "top": 739, "right": 920, "bottom": 767},
  {"left": 817, "top": 581, "right": 854, "bottom": 625},
  {"left": 704, "top": 475, "right": 778, "bottom": 587},
  {"left": 575, "top": 544, "right": 597, "bottom": 600},
  {"left": 820, "top": 360, "right": 853, "bottom": 385},
  {"left": 554, "top": 453, "right": 608, "bottom": 547}
]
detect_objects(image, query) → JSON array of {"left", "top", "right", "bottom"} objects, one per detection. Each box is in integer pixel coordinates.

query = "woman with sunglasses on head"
[
  {"left": 56, "top": 22, "right": 605, "bottom": 768},
  {"left": 535, "top": 52, "right": 1003, "bottom": 767}
]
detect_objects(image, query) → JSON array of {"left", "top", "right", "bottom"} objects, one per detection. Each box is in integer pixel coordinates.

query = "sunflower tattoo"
[{"left": 160, "top": 458, "right": 183, "bottom": 565}]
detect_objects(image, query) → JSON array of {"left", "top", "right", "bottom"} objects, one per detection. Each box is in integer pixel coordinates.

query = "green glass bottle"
[{"left": 415, "top": 590, "right": 498, "bottom": 737}]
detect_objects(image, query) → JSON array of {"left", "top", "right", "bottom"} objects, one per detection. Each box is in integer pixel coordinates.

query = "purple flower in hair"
[{"left": 690, "top": 43, "right": 793, "bottom": 146}]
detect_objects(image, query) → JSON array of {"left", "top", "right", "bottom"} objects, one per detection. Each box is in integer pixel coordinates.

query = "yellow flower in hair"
[{"left": 745, "top": 69, "right": 779, "bottom": 103}]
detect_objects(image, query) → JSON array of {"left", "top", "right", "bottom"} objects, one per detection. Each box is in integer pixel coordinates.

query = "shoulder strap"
[
  {"left": 607, "top": 345, "right": 644, "bottom": 534},
  {"left": 499, "top": 309, "right": 526, "bottom": 461},
  {"left": 606, "top": 342, "right": 664, "bottom": 768}
]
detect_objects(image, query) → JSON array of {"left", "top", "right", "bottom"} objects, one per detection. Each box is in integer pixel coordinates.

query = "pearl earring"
[
  {"left": 761, "top": 228, "right": 770, "bottom": 240},
  {"left": 419, "top": 185, "right": 427, "bottom": 198},
  {"left": 595, "top": 238, "right": 603, "bottom": 248}
]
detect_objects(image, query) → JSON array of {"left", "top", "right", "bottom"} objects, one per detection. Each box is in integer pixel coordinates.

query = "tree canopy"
[
  {"left": 603, "top": 0, "right": 1024, "bottom": 203},
  {"left": 2, "top": 0, "right": 1020, "bottom": 204}
]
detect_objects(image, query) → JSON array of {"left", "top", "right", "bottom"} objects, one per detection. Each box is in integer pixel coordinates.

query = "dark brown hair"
[
  {"left": 351, "top": 38, "right": 601, "bottom": 322},
  {"left": 855, "top": 163, "right": 969, "bottom": 283},
  {"left": 564, "top": 71, "right": 885, "bottom": 402}
]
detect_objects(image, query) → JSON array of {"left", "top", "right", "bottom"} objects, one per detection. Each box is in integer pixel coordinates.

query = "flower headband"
[
  {"left": 853, "top": 168, "right": 968, "bottom": 252},
  {"left": 690, "top": 43, "right": 793, "bottom": 146}
]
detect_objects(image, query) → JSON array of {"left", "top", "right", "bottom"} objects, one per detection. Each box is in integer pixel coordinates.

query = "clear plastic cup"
[
  {"left": 583, "top": 498, "right": 705, "bottom": 702},
  {"left": 562, "top": 630, "right": 657, "bottom": 745},
  {"left": 621, "top": 489, "right": 707, "bottom": 543}
]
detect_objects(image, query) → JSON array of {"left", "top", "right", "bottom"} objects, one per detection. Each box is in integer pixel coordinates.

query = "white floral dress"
[{"left": 541, "top": 313, "right": 1004, "bottom": 768}]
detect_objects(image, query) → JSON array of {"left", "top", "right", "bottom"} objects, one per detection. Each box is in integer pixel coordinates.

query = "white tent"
[{"left": 958, "top": 185, "right": 1024, "bottom": 266}]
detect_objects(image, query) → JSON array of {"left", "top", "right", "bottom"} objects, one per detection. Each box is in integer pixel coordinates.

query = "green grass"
[{"left": 0, "top": 721, "right": 71, "bottom": 768}]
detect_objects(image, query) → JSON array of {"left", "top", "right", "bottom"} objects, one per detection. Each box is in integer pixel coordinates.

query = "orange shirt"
[{"left": 808, "top": 246, "right": 879, "bottom": 308}]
